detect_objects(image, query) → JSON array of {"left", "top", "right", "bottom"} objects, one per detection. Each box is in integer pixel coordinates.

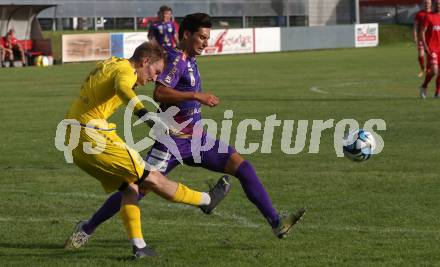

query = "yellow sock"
[
  {"left": 171, "top": 183, "right": 202, "bottom": 206},
  {"left": 120, "top": 204, "right": 143, "bottom": 239}
]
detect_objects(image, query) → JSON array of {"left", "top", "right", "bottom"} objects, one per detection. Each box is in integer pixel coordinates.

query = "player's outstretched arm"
[{"left": 154, "top": 83, "right": 219, "bottom": 107}]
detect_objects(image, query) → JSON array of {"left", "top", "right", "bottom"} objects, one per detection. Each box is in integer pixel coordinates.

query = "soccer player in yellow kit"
[{"left": 63, "top": 42, "right": 231, "bottom": 258}]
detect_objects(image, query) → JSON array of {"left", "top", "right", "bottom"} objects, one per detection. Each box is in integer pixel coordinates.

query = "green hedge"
[{"left": 379, "top": 24, "right": 414, "bottom": 45}]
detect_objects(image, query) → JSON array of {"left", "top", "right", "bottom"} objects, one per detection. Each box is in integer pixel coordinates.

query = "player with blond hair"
[{"left": 63, "top": 42, "right": 230, "bottom": 258}]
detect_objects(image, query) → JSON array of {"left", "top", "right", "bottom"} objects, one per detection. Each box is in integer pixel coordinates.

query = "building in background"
[
  {"left": 0, "top": 0, "right": 421, "bottom": 33},
  {"left": 33, "top": 0, "right": 359, "bottom": 31},
  {"left": 360, "top": 0, "right": 420, "bottom": 24}
]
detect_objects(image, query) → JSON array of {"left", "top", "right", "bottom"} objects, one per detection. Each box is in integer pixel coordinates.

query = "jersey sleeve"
[
  {"left": 156, "top": 52, "right": 182, "bottom": 88},
  {"left": 115, "top": 67, "right": 145, "bottom": 112}
]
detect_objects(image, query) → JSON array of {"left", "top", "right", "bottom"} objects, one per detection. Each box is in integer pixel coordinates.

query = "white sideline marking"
[
  {"left": 310, "top": 82, "right": 366, "bottom": 95},
  {"left": 304, "top": 224, "right": 440, "bottom": 235},
  {"left": 159, "top": 202, "right": 259, "bottom": 228},
  {"left": 309, "top": 83, "right": 401, "bottom": 98},
  {"left": 0, "top": 216, "right": 254, "bottom": 229},
  {"left": 213, "top": 211, "right": 260, "bottom": 228},
  {"left": 1, "top": 215, "right": 438, "bottom": 236},
  {"left": 0, "top": 189, "right": 258, "bottom": 228},
  {"left": 310, "top": 86, "right": 329, "bottom": 94},
  {"left": 0, "top": 189, "right": 105, "bottom": 200},
  {"left": 1, "top": 189, "right": 438, "bottom": 235}
]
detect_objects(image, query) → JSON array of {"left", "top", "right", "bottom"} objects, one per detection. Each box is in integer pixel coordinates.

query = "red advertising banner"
[{"left": 203, "top": 28, "right": 254, "bottom": 55}]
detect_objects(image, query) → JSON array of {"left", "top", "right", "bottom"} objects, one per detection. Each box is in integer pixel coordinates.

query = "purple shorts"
[{"left": 145, "top": 132, "right": 236, "bottom": 175}]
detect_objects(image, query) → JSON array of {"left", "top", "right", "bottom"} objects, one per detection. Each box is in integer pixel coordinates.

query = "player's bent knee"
[
  {"left": 122, "top": 183, "right": 139, "bottom": 195},
  {"left": 138, "top": 180, "right": 151, "bottom": 193},
  {"left": 138, "top": 187, "right": 151, "bottom": 195},
  {"left": 120, "top": 183, "right": 140, "bottom": 205},
  {"left": 231, "top": 152, "right": 244, "bottom": 163},
  {"left": 143, "top": 171, "right": 163, "bottom": 189},
  {"left": 225, "top": 152, "right": 245, "bottom": 175}
]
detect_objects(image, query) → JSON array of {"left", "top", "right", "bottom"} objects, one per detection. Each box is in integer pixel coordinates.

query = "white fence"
[{"left": 61, "top": 24, "right": 378, "bottom": 63}]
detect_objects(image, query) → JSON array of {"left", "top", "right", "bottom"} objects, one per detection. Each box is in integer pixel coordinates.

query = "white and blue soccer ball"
[{"left": 343, "top": 129, "right": 376, "bottom": 162}]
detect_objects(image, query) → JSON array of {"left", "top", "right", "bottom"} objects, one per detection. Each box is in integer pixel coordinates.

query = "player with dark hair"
[
  {"left": 414, "top": 0, "right": 432, "bottom": 78},
  {"left": 63, "top": 42, "right": 231, "bottom": 258},
  {"left": 148, "top": 5, "right": 178, "bottom": 48},
  {"left": 66, "top": 13, "right": 305, "bottom": 255},
  {"left": 420, "top": 0, "right": 440, "bottom": 98}
]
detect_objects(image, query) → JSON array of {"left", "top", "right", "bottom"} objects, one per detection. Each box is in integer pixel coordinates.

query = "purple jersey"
[
  {"left": 156, "top": 47, "right": 202, "bottom": 136},
  {"left": 149, "top": 21, "right": 176, "bottom": 48}
]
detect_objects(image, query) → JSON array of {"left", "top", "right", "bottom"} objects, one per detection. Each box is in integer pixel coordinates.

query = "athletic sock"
[
  {"left": 132, "top": 238, "right": 147, "bottom": 249},
  {"left": 234, "top": 160, "right": 279, "bottom": 228},
  {"left": 423, "top": 71, "right": 434, "bottom": 88},
  {"left": 83, "top": 192, "right": 145, "bottom": 235},
  {"left": 171, "top": 183, "right": 203, "bottom": 206},
  {"left": 120, "top": 204, "right": 144, "bottom": 241},
  {"left": 200, "top": 192, "right": 211, "bottom": 205},
  {"left": 84, "top": 182, "right": 205, "bottom": 233}
]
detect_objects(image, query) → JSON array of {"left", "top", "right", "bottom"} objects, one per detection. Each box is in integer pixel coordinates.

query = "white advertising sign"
[
  {"left": 355, "top": 24, "right": 379, "bottom": 48},
  {"left": 123, "top": 32, "right": 149, "bottom": 58},
  {"left": 203, "top": 28, "right": 254, "bottom": 55},
  {"left": 62, "top": 33, "right": 110, "bottom": 63},
  {"left": 254, "top": 27, "right": 281, "bottom": 53}
]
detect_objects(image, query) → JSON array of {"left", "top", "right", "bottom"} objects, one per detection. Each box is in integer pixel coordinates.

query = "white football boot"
[
  {"left": 419, "top": 86, "right": 427, "bottom": 99},
  {"left": 64, "top": 220, "right": 91, "bottom": 249}
]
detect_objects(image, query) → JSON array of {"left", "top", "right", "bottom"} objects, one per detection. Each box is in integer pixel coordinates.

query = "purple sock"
[
  {"left": 82, "top": 192, "right": 145, "bottom": 235},
  {"left": 234, "top": 160, "right": 280, "bottom": 228}
]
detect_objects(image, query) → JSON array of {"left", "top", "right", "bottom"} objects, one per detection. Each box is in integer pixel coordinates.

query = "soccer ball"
[
  {"left": 342, "top": 129, "right": 376, "bottom": 162},
  {"left": 34, "top": 56, "right": 52, "bottom": 67},
  {"left": 41, "top": 56, "right": 50, "bottom": 66}
]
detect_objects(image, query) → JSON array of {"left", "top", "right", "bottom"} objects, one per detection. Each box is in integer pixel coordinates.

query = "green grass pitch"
[{"left": 0, "top": 44, "right": 439, "bottom": 266}]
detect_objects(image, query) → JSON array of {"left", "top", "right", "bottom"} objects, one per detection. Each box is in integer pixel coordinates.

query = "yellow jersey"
[{"left": 66, "top": 57, "right": 145, "bottom": 127}]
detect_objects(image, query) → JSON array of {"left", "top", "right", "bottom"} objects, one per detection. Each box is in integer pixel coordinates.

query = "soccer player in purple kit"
[
  {"left": 148, "top": 5, "right": 178, "bottom": 48},
  {"left": 65, "top": 13, "right": 305, "bottom": 252}
]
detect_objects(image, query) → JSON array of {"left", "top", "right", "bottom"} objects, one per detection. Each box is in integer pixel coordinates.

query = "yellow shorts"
[{"left": 69, "top": 124, "right": 146, "bottom": 193}]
